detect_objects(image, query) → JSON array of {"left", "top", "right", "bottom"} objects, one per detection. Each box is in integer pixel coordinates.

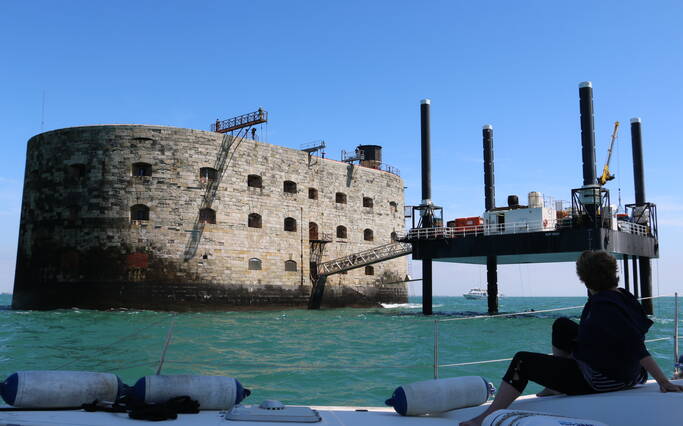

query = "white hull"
[
  {"left": 1, "top": 379, "right": 679, "bottom": 426},
  {"left": 463, "top": 294, "right": 486, "bottom": 300}
]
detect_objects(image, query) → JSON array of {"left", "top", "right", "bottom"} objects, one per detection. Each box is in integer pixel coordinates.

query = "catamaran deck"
[{"left": 1, "top": 379, "right": 680, "bottom": 425}]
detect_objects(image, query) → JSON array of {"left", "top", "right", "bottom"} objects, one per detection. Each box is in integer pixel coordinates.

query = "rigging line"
[
  {"left": 156, "top": 319, "right": 176, "bottom": 375},
  {"left": 437, "top": 304, "right": 585, "bottom": 322},
  {"left": 53, "top": 313, "right": 178, "bottom": 370},
  {"left": 102, "top": 361, "right": 159, "bottom": 373},
  {"left": 162, "top": 360, "right": 432, "bottom": 370},
  {"left": 439, "top": 337, "right": 672, "bottom": 369},
  {"left": 436, "top": 294, "right": 673, "bottom": 323}
]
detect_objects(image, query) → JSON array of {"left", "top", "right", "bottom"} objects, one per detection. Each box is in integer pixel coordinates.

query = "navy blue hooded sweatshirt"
[{"left": 573, "top": 288, "right": 653, "bottom": 383}]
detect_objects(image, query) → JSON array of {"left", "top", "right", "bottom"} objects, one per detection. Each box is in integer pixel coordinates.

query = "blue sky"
[{"left": 1, "top": 1, "right": 681, "bottom": 297}]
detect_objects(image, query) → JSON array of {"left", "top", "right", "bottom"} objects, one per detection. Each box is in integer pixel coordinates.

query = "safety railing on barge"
[{"left": 397, "top": 218, "right": 650, "bottom": 241}]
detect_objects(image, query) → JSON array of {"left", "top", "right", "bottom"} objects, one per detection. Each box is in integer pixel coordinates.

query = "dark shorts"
[{"left": 501, "top": 317, "right": 595, "bottom": 395}]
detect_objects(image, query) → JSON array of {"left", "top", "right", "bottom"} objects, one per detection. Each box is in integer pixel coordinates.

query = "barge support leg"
[
  {"left": 487, "top": 255, "right": 498, "bottom": 314},
  {"left": 623, "top": 255, "right": 630, "bottom": 293},
  {"left": 632, "top": 257, "right": 639, "bottom": 299},
  {"left": 422, "top": 258, "right": 433, "bottom": 315},
  {"left": 639, "top": 257, "right": 653, "bottom": 315}
]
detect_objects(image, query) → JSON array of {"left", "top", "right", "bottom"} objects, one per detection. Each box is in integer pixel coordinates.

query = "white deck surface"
[{"left": 0, "top": 379, "right": 681, "bottom": 425}]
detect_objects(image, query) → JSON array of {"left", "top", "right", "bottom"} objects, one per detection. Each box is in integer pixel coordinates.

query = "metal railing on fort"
[{"left": 211, "top": 109, "right": 268, "bottom": 133}]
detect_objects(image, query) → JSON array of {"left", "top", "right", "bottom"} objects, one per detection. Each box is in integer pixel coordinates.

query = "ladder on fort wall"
[{"left": 308, "top": 242, "right": 413, "bottom": 309}]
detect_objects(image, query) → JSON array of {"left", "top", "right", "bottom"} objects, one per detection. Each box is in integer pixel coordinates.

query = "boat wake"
[{"left": 380, "top": 303, "right": 423, "bottom": 309}]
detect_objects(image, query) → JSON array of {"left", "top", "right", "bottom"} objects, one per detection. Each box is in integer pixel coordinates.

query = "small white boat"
[{"left": 463, "top": 288, "right": 504, "bottom": 299}]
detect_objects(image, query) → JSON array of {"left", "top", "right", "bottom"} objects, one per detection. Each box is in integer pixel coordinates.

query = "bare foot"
[{"left": 536, "top": 387, "right": 562, "bottom": 397}]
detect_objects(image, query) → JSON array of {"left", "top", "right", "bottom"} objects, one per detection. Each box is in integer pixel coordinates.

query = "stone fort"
[{"left": 12, "top": 123, "right": 408, "bottom": 310}]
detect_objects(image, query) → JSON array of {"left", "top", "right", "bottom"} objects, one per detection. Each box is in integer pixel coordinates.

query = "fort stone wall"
[{"left": 12, "top": 125, "right": 408, "bottom": 310}]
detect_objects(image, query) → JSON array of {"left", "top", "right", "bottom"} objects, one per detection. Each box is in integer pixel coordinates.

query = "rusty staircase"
[{"left": 308, "top": 241, "right": 413, "bottom": 309}]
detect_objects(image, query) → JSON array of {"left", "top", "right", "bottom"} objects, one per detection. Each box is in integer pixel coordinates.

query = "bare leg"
[
  {"left": 459, "top": 381, "right": 521, "bottom": 426},
  {"left": 536, "top": 345, "right": 569, "bottom": 397}
]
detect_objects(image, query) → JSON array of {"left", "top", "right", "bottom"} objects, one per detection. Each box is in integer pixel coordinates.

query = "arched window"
[
  {"left": 199, "top": 208, "right": 216, "bottom": 224},
  {"left": 283, "top": 180, "right": 297, "bottom": 194},
  {"left": 364, "top": 229, "right": 374, "bottom": 241},
  {"left": 284, "top": 260, "right": 297, "bottom": 272},
  {"left": 391, "top": 231, "right": 398, "bottom": 242},
  {"left": 336, "top": 225, "right": 347, "bottom": 239},
  {"left": 308, "top": 188, "right": 318, "bottom": 200},
  {"left": 132, "top": 162, "right": 152, "bottom": 177},
  {"left": 248, "top": 174, "right": 263, "bottom": 188},
  {"left": 309, "top": 222, "right": 319, "bottom": 240},
  {"left": 363, "top": 197, "right": 373, "bottom": 208},
  {"left": 389, "top": 201, "right": 398, "bottom": 213},
  {"left": 335, "top": 192, "right": 347, "bottom": 204},
  {"left": 284, "top": 217, "right": 297, "bottom": 232},
  {"left": 365, "top": 266, "right": 375, "bottom": 275},
  {"left": 68, "top": 164, "right": 86, "bottom": 180},
  {"left": 248, "top": 258, "right": 262, "bottom": 270},
  {"left": 200, "top": 167, "right": 217, "bottom": 182},
  {"left": 131, "top": 204, "right": 150, "bottom": 221},
  {"left": 248, "top": 213, "right": 262, "bottom": 228}
]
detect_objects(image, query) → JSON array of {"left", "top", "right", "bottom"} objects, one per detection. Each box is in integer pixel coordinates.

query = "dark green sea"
[{"left": 0, "top": 294, "right": 678, "bottom": 407}]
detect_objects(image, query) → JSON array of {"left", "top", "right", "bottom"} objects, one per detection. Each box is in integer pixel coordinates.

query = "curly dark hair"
[{"left": 575, "top": 250, "right": 619, "bottom": 292}]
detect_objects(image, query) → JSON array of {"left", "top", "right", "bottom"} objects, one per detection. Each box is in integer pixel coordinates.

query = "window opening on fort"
[
  {"left": 336, "top": 225, "right": 347, "bottom": 239},
  {"left": 248, "top": 174, "right": 263, "bottom": 189},
  {"left": 391, "top": 231, "right": 398, "bottom": 242},
  {"left": 308, "top": 188, "right": 318, "bottom": 200},
  {"left": 249, "top": 258, "right": 262, "bottom": 270},
  {"left": 364, "top": 228, "right": 374, "bottom": 241},
  {"left": 363, "top": 196, "right": 373, "bottom": 208},
  {"left": 199, "top": 208, "right": 216, "bottom": 224},
  {"left": 131, "top": 204, "right": 150, "bottom": 222},
  {"left": 248, "top": 213, "right": 262, "bottom": 228},
  {"left": 68, "top": 164, "right": 86, "bottom": 180},
  {"left": 365, "top": 265, "right": 374, "bottom": 275},
  {"left": 309, "top": 222, "right": 319, "bottom": 240},
  {"left": 132, "top": 162, "right": 152, "bottom": 177},
  {"left": 284, "top": 217, "right": 297, "bottom": 232},
  {"left": 389, "top": 201, "right": 398, "bottom": 213},
  {"left": 336, "top": 192, "right": 347, "bottom": 204},
  {"left": 283, "top": 180, "right": 297, "bottom": 194},
  {"left": 284, "top": 260, "right": 297, "bottom": 272},
  {"left": 200, "top": 167, "right": 218, "bottom": 182}
]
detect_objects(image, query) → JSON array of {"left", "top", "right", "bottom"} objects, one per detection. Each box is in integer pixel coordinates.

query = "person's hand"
[{"left": 658, "top": 380, "right": 683, "bottom": 393}]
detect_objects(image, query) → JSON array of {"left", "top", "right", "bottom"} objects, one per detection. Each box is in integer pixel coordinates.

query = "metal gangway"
[{"left": 308, "top": 242, "right": 413, "bottom": 309}]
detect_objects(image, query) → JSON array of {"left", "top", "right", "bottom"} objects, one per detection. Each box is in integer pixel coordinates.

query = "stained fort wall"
[{"left": 12, "top": 125, "right": 408, "bottom": 310}]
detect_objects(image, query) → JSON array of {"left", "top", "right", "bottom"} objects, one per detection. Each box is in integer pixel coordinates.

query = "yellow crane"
[{"left": 599, "top": 121, "right": 620, "bottom": 185}]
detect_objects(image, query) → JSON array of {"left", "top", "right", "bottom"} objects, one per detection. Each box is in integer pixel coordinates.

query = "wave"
[{"left": 381, "top": 303, "right": 444, "bottom": 309}]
